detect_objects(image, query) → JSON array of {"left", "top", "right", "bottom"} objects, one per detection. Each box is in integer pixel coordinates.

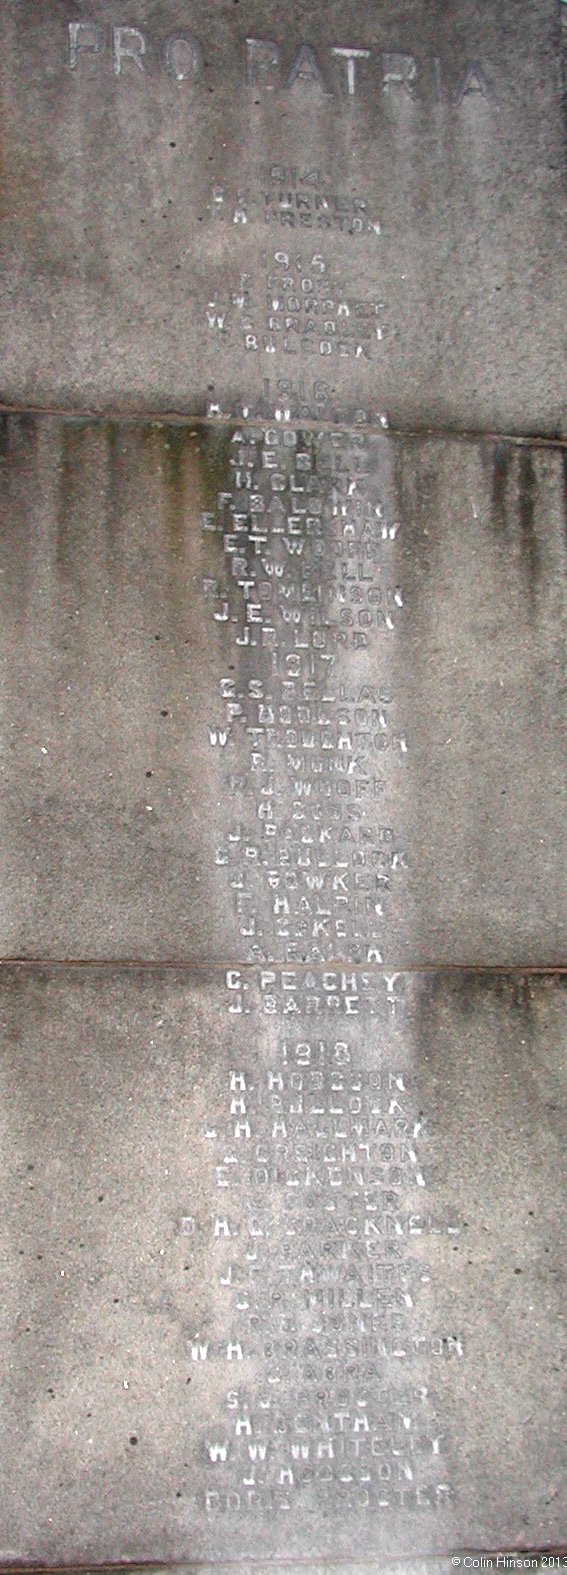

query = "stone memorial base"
[
  {"left": 0, "top": 0, "right": 565, "bottom": 1558},
  {"left": 0, "top": 417, "right": 565, "bottom": 967},
  {"left": 0, "top": 966, "right": 565, "bottom": 1562},
  {"left": 0, "top": 410, "right": 565, "bottom": 1563}
]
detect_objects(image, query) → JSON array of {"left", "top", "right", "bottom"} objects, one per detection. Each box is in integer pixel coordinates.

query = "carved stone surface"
[
  {"left": 0, "top": 0, "right": 565, "bottom": 433},
  {"left": 0, "top": 415, "right": 565, "bottom": 966},
  {"left": 1, "top": 0, "right": 566, "bottom": 1565},
  {"left": 0, "top": 965, "right": 565, "bottom": 1562}
]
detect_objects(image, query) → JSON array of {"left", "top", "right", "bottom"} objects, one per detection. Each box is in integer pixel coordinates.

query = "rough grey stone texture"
[
  {"left": 51, "top": 1567, "right": 467, "bottom": 1575},
  {"left": 1, "top": 2, "right": 566, "bottom": 1566},
  {"left": 0, "top": 0, "right": 565, "bottom": 433},
  {"left": 0, "top": 965, "right": 565, "bottom": 1562},
  {"left": 63, "top": 1567, "right": 465, "bottom": 1575},
  {"left": 0, "top": 415, "right": 565, "bottom": 965},
  {"left": 47, "top": 1568, "right": 549, "bottom": 1575}
]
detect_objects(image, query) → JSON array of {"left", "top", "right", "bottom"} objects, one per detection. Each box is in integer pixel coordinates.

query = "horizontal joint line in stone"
[
  {"left": 1, "top": 958, "right": 566, "bottom": 976},
  {"left": 0, "top": 401, "right": 566, "bottom": 449},
  {"left": 2, "top": 1555, "right": 565, "bottom": 1574}
]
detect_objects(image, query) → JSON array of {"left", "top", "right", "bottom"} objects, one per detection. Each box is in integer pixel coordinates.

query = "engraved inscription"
[
  {"left": 202, "top": 425, "right": 407, "bottom": 963},
  {"left": 210, "top": 170, "right": 382, "bottom": 237},
  {"left": 192, "top": 1016, "right": 461, "bottom": 1518},
  {"left": 67, "top": 24, "right": 491, "bottom": 105},
  {"left": 206, "top": 251, "right": 386, "bottom": 364}
]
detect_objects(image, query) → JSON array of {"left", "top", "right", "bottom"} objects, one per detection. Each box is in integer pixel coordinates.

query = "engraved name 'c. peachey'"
[{"left": 67, "top": 24, "right": 490, "bottom": 104}]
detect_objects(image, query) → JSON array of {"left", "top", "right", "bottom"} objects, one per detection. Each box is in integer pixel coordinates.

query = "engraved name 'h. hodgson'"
[{"left": 67, "top": 25, "right": 490, "bottom": 103}]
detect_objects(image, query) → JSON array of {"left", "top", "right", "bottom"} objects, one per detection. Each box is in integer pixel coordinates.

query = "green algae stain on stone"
[
  {"left": 198, "top": 424, "right": 234, "bottom": 515},
  {"left": 55, "top": 421, "right": 92, "bottom": 577},
  {"left": 55, "top": 423, "right": 75, "bottom": 572},
  {"left": 490, "top": 440, "right": 511, "bottom": 535},
  {"left": 102, "top": 420, "right": 123, "bottom": 554},
  {"left": 161, "top": 424, "right": 189, "bottom": 546},
  {"left": 517, "top": 448, "right": 540, "bottom": 604},
  {"left": 196, "top": 425, "right": 236, "bottom": 594}
]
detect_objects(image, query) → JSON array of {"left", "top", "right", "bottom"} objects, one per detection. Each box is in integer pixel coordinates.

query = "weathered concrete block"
[
  {"left": 0, "top": 965, "right": 565, "bottom": 1561},
  {"left": 0, "top": 416, "right": 565, "bottom": 964},
  {"left": 0, "top": 0, "right": 565, "bottom": 432}
]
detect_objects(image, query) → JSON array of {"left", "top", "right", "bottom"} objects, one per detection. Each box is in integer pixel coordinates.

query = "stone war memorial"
[{"left": 0, "top": 0, "right": 566, "bottom": 1568}]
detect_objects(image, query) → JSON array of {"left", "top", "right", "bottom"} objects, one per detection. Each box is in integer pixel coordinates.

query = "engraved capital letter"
[
  {"left": 382, "top": 53, "right": 418, "bottom": 96},
  {"left": 286, "top": 45, "right": 329, "bottom": 94},
  {"left": 112, "top": 27, "right": 147, "bottom": 76},
  {"left": 162, "top": 33, "right": 204, "bottom": 82},
  {"left": 68, "top": 22, "right": 104, "bottom": 70},
  {"left": 455, "top": 62, "right": 490, "bottom": 102},
  {"left": 331, "top": 47, "right": 370, "bottom": 97},
  {"left": 245, "top": 37, "right": 281, "bottom": 88}
]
